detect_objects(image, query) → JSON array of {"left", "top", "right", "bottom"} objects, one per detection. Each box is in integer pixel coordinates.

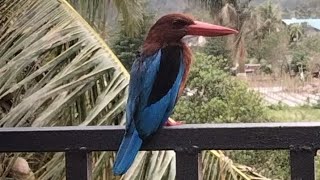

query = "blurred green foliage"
[
  {"left": 173, "top": 53, "right": 266, "bottom": 123},
  {"left": 247, "top": 31, "right": 289, "bottom": 74},
  {"left": 204, "top": 38, "right": 231, "bottom": 60},
  {"left": 248, "top": 31, "right": 286, "bottom": 62},
  {"left": 290, "top": 50, "right": 310, "bottom": 73},
  {"left": 112, "top": 13, "right": 153, "bottom": 70},
  {"left": 172, "top": 53, "right": 291, "bottom": 179},
  {"left": 109, "top": 0, "right": 320, "bottom": 176},
  {"left": 303, "top": 35, "right": 320, "bottom": 53},
  {"left": 228, "top": 150, "right": 289, "bottom": 179}
]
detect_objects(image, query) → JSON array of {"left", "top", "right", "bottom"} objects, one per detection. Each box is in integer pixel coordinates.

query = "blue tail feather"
[{"left": 113, "top": 130, "right": 142, "bottom": 175}]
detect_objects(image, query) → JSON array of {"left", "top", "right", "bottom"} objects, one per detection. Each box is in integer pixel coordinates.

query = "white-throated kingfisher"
[{"left": 113, "top": 13, "right": 238, "bottom": 175}]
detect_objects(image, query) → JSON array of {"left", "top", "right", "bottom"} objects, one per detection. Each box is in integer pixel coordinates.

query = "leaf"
[
  {"left": 1, "top": 1, "right": 273, "bottom": 180},
  {"left": 68, "top": 0, "right": 143, "bottom": 37},
  {"left": 0, "top": 0, "right": 128, "bottom": 179}
]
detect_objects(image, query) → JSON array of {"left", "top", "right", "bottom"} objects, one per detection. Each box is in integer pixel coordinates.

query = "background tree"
[
  {"left": 0, "top": 0, "right": 130, "bottom": 179},
  {"left": 196, "top": 0, "right": 257, "bottom": 73},
  {"left": 173, "top": 53, "right": 266, "bottom": 123},
  {"left": 2, "top": 1, "right": 265, "bottom": 180},
  {"left": 196, "top": 0, "right": 285, "bottom": 74},
  {"left": 112, "top": 13, "right": 154, "bottom": 70},
  {"left": 288, "top": 24, "right": 303, "bottom": 43},
  {"left": 254, "top": 1, "right": 282, "bottom": 41},
  {"left": 68, "top": 0, "right": 144, "bottom": 38},
  {"left": 2, "top": 0, "right": 319, "bottom": 179},
  {"left": 172, "top": 52, "right": 290, "bottom": 179}
]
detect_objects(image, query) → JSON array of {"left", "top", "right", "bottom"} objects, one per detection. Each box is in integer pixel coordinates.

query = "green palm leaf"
[
  {"left": 68, "top": 0, "right": 143, "bottom": 37},
  {"left": 0, "top": 0, "right": 273, "bottom": 179},
  {"left": 0, "top": 0, "right": 128, "bottom": 179},
  {"left": 203, "top": 150, "right": 270, "bottom": 180},
  {"left": 0, "top": 0, "right": 129, "bottom": 127}
]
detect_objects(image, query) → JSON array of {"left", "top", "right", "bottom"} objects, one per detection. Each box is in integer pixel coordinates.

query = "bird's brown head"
[{"left": 142, "top": 13, "right": 238, "bottom": 56}]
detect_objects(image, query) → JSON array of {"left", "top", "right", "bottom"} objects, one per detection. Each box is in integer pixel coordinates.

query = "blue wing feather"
[
  {"left": 113, "top": 47, "right": 185, "bottom": 175},
  {"left": 125, "top": 51, "right": 162, "bottom": 129},
  {"left": 134, "top": 48, "right": 184, "bottom": 138},
  {"left": 135, "top": 56, "right": 184, "bottom": 137}
]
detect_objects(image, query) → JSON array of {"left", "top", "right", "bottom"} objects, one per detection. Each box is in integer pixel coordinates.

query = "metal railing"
[{"left": 0, "top": 122, "right": 319, "bottom": 180}]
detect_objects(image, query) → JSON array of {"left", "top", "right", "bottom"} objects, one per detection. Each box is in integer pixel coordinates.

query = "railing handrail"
[
  {"left": 1, "top": 122, "right": 320, "bottom": 152},
  {"left": 0, "top": 122, "right": 319, "bottom": 180}
]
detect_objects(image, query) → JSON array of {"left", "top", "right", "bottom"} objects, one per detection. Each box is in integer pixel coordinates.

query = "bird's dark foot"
[{"left": 164, "top": 118, "right": 184, "bottom": 126}]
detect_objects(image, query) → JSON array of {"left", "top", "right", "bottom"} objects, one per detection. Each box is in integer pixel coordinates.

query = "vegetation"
[
  {"left": 68, "top": 0, "right": 144, "bottom": 37},
  {"left": 1, "top": 0, "right": 320, "bottom": 179},
  {"left": 173, "top": 53, "right": 266, "bottom": 123},
  {"left": 112, "top": 13, "right": 153, "bottom": 70},
  {"left": 0, "top": 0, "right": 129, "bottom": 179},
  {"left": 189, "top": 0, "right": 320, "bottom": 179},
  {"left": 172, "top": 53, "right": 291, "bottom": 179},
  {"left": 267, "top": 106, "right": 320, "bottom": 122}
]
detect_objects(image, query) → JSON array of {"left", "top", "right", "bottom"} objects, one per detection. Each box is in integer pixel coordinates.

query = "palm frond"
[
  {"left": 113, "top": 0, "right": 144, "bottom": 37},
  {"left": 68, "top": 0, "right": 143, "bottom": 37},
  {"left": 0, "top": 0, "right": 128, "bottom": 178},
  {"left": 0, "top": 0, "right": 275, "bottom": 179},
  {"left": 191, "top": 0, "right": 225, "bottom": 11},
  {"left": 123, "top": 151, "right": 175, "bottom": 180},
  {"left": 203, "top": 150, "right": 270, "bottom": 180},
  {"left": 191, "top": 0, "right": 250, "bottom": 13}
]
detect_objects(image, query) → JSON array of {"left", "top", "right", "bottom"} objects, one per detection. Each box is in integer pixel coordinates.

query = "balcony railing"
[{"left": 0, "top": 122, "right": 319, "bottom": 180}]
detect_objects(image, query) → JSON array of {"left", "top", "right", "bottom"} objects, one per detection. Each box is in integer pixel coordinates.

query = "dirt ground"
[{"left": 245, "top": 75, "right": 320, "bottom": 106}]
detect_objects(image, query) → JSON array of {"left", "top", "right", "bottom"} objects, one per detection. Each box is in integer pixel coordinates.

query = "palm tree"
[
  {"left": 288, "top": 24, "right": 303, "bottom": 43},
  {"left": 68, "top": 0, "right": 143, "bottom": 38},
  {"left": 203, "top": 150, "right": 270, "bottom": 180},
  {"left": 254, "top": 1, "right": 282, "bottom": 42},
  {"left": 214, "top": 2, "right": 251, "bottom": 73},
  {"left": 0, "top": 0, "right": 130, "bottom": 179},
  {"left": 0, "top": 0, "right": 179, "bottom": 179},
  {"left": 0, "top": 0, "right": 271, "bottom": 179},
  {"left": 197, "top": 0, "right": 283, "bottom": 73}
]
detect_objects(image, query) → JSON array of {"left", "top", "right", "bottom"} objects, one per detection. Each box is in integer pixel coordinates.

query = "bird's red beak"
[{"left": 187, "top": 21, "right": 238, "bottom": 37}]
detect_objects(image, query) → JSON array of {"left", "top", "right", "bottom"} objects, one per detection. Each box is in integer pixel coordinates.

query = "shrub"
[
  {"left": 173, "top": 53, "right": 266, "bottom": 123},
  {"left": 112, "top": 14, "right": 153, "bottom": 70},
  {"left": 173, "top": 53, "right": 289, "bottom": 179}
]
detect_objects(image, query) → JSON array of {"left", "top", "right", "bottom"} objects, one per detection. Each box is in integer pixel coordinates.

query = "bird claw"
[{"left": 164, "top": 118, "right": 185, "bottom": 126}]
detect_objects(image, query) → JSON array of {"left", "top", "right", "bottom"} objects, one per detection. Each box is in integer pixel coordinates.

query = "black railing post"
[
  {"left": 290, "top": 148, "right": 315, "bottom": 180},
  {"left": 65, "top": 149, "right": 92, "bottom": 180},
  {"left": 175, "top": 147, "right": 202, "bottom": 180}
]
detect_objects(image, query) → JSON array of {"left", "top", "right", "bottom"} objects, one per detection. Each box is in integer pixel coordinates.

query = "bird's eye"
[{"left": 172, "top": 19, "right": 188, "bottom": 28}]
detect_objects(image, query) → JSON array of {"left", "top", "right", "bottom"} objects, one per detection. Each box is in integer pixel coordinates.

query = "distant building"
[
  {"left": 245, "top": 64, "right": 261, "bottom": 74},
  {"left": 282, "top": 18, "right": 320, "bottom": 36}
]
